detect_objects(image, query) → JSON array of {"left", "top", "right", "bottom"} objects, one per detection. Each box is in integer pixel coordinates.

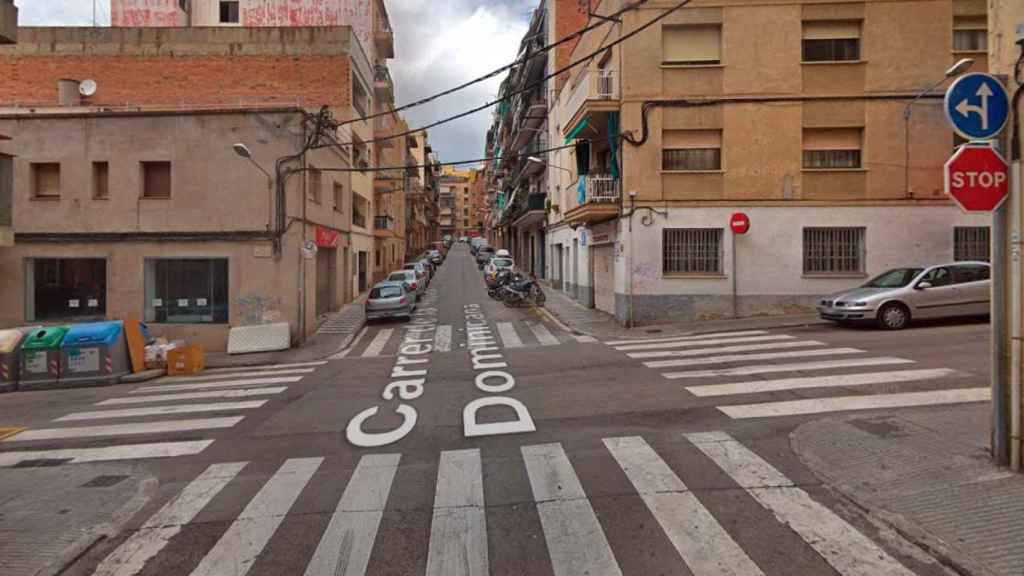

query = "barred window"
[
  {"left": 803, "top": 149, "right": 861, "bottom": 169},
  {"left": 803, "top": 227, "right": 865, "bottom": 274},
  {"left": 663, "top": 149, "right": 721, "bottom": 171},
  {"left": 663, "top": 228, "right": 723, "bottom": 274},
  {"left": 954, "top": 226, "right": 990, "bottom": 262}
]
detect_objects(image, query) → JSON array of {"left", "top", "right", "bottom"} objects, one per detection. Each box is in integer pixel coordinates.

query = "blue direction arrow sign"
[{"left": 944, "top": 73, "right": 1010, "bottom": 141}]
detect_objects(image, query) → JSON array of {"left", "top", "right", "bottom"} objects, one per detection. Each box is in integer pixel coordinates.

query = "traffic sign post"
[
  {"left": 944, "top": 145, "right": 1010, "bottom": 212},
  {"left": 729, "top": 212, "right": 750, "bottom": 235},
  {"left": 945, "top": 73, "right": 1010, "bottom": 141}
]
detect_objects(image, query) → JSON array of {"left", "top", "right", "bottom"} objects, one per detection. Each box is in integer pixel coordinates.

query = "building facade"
[
  {"left": 440, "top": 167, "right": 473, "bottom": 239},
  {"left": 0, "top": 0, "right": 16, "bottom": 251},
  {"left": 542, "top": 0, "right": 991, "bottom": 324}
]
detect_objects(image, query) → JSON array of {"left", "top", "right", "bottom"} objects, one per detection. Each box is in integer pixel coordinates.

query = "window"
[
  {"left": 803, "top": 227, "right": 865, "bottom": 274},
  {"left": 145, "top": 259, "right": 229, "bottom": 324},
  {"left": 333, "top": 182, "right": 344, "bottom": 212},
  {"left": 376, "top": 250, "right": 382, "bottom": 267},
  {"left": 464, "top": 218, "right": 470, "bottom": 227},
  {"left": 353, "top": 194, "right": 368, "bottom": 228},
  {"left": 920, "top": 266, "right": 953, "bottom": 287},
  {"left": 952, "top": 263, "right": 990, "bottom": 284},
  {"left": 663, "top": 228, "right": 723, "bottom": 274},
  {"left": 26, "top": 258, "right": 106, "bottom": 321},
  {"left": 308, "top": 168, "right": 322, "bottom": 204},
  {"left": 953, "top": 16, "right": 987, "bottom": 52},
  {"left": 954, "top": 226, "right": 990, "bottom": 262},
  {"left": 353, "top": 134, "right": 370, "bottom": 171},
  {"left": 663, "top": 25, "right": 722, "bottom": 65},
  {"left": 662, "top": 130, "right": 722, "bottom": 171},
  {"left": 92, "top": 162, "right": 109, "bottom": 200},
  {"left": 141, "top": 161, "right": 171, "bottom": 199},
  {"left": 31, "top": 163, "right": 60, "bottom": 199},
  {"left": 803, "top": 128, "right": 862, "bottom": 169},
  {"left": 353, "top": 73, "right": 370, "bottom": 118},
  {"left": 803, "top": 21, "right": 861, "bottom": 62},
  {"left": 464, "top": 207, "right": 469, "bottom": 216},
  {"left": 219, "top": 1, "right": 239, "bottom": 24}
]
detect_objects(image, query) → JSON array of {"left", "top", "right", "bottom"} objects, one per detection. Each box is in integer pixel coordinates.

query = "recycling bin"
[
  {"left": 0, "top": 329, "right": 27, "bottom": 392},
  {"left": 60, "top": 321, "right": 129, "bottom": 388},
  {"left": 19, "top": 326, "right": 69, "bottom": 390}
]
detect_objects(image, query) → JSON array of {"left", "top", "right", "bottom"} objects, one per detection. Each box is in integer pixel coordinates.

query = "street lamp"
[
  {"left": 903, "top": 58, "right": 974, "bottom": 196},
  {"left": 527, "top": 155, "right": 573, "bottom": 174},
  {"left": 232, "top": 142, "right": 275, "bottom": 232}
]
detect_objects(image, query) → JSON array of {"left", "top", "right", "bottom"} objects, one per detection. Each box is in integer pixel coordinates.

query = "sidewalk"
[
  {"left": 792, "top": 405, "right": 1024, "bottom": 576},
  {"left": 205, "top": 293, "right": 368, "bottom": 368},
  {"left": 539, "top": 283, "right": 826, "bottom": 340}
]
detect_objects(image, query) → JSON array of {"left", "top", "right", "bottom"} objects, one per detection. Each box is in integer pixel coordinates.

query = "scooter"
[{"left": 500, "top": 273, "right": 546, "bottom": 308}]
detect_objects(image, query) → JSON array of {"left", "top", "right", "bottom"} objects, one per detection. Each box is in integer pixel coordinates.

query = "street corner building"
[
  {"left": 0, "top": 19, "right": 403, "bottom": 351},
  {"left": 484, "top": 0, "right": 993, "bottom": 326}
]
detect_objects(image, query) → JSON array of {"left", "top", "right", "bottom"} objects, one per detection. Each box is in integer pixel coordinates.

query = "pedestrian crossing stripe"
[
  {"left": 0, "top": 440, "right": 215, "bottom": 467},
  {"left": 55, "top": 400, "right": 268, "bottom": 422},
  {"left": 0, "top": 427, "right": 24, "bottom": 441},
  {"left": 340, "top": 321, "right": 595, "bottom": 358},
  {"left": 720, "top": 387, "right": 990, "bottom": 419},
  {"left": 605, "top": 330, "right": 769, "bottom": 347},
  {"left": 85, "top": 432, "right": 921, "bottom": 576},
  {"left": 3, "top": 417, "right": 244, "bottom": 442},
  {"left": 685, "top": 368, "right": 963, "bottom": 397}
]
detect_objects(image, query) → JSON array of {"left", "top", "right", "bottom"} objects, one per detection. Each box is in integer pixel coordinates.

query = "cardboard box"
[{"left": 167, "top": 345, "right": 204, "bottom": 376}]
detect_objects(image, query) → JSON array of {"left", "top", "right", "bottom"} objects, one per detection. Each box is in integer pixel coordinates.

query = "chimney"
[{"left": 57, "top": 79, "right": 81, "bottom": 107}]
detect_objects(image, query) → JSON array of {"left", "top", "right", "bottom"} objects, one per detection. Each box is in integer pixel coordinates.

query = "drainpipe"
[
  {"left": 628, "top": 191, "right": 636, "bottom": 328},
  {"left": 1012, "top": 71, "right": 1024, "bottom": 471}
]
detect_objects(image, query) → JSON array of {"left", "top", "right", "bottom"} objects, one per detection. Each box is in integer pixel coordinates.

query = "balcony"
[
  {"left": 374, "top": 64, "right": 394, "bottom": 103},
  {"left": 374, "top": 215, "right": 395, "bottom": 237},
  {"left": 1, "top": 0, "right": 16, "bottom": 45},
  {"left": 564, "top": 69, "right": 619, "bottom": 139},
  {"left": 374, "top": 112, "right": 394, "bottom": 148},
  {"left": 374, "top": 1, "right": 395, "bottom": 59},
  {"left": 563, "top": 175, "right": 620, "bottom": 226},
  {"left": 511, "top": 192, "right": 547, "bottom": 228}
]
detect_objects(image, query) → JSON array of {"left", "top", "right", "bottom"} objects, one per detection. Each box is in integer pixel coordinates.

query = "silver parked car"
[
  {"left": 365, "top": 281, "right": 416, "bottom": 322},
  {"left": 388, "top": 270, "right": 425, "bottom": 296},
  {"left": 818, "top": 262, "right": 991, "bottom": 330}
]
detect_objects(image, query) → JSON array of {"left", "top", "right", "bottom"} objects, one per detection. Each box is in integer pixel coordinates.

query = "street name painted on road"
[{"left": 463, "top": 304, "right": 535, "bottom": 437}]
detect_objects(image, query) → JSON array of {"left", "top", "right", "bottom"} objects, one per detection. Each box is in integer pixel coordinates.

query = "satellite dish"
[{"left": 79, "top": 79, "right": 98, "bottom": 97}]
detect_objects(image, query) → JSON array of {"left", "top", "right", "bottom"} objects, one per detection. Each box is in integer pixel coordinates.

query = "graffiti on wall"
[
  {"left": 242, "top": 0, "right": 341, "bottom": 26},
  {"left": 111, "top": 0, "right": 182, "bottom": 26},
  {"left": 236, "top": 295, "right": 284, "bottom": 326}
]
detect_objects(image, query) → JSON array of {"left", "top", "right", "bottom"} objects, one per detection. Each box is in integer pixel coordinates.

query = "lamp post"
[
  {"left": 903, "top": 58, "right": 974, "bottom": 196},
  {"left": 232, "top": 143, "right": 274, "bottom": 232}
]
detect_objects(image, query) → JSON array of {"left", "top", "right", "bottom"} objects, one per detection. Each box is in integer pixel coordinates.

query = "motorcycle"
[
  {"left": 500, "top": 273, "right": 546, "bottom": 308},
  {"left": 487, "top": 269, "right": 513, "bottom": 300}
]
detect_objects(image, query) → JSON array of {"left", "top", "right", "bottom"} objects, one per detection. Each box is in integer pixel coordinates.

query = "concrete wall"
[{"left": 0, "top": 0, "right": 17, "bottom": 45}]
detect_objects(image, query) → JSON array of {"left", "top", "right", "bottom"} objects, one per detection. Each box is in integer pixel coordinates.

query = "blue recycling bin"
[{"left": 59, "top": 321, "right": 129, "bottom": 387}]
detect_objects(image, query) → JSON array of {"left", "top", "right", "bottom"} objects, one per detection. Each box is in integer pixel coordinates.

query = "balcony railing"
[
  {"left": 375, "top": 215, "right": 394, "bottom": 230},
  {"left": 565, "top": 68, "right": 618, "bottom": 125},
  {"left": 579, "top": 175, "right": 620, "bottom": 204}
]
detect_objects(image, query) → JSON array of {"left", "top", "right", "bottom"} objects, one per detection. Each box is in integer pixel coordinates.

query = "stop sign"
[
  {"left": 730, "top": 212, "right": 750, "bottom": 234},
  {"left": 944, "top": 146, "right": 1009, "bottom": 212}
]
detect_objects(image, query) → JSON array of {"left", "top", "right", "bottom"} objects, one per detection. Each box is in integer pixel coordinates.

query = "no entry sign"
[
  {"left": 730, "top": 212, "right": 750, "bottom": 235},
  {"left": 944, "top": 145, "right": 1009, "bottom": 212}
]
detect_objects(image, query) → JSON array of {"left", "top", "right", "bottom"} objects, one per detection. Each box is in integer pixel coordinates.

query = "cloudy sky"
[{"left": 13, "top": 0, "right": 533, "bottom": 164}]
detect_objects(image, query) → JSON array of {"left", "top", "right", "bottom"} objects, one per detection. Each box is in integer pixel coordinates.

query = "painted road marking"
[
  {"left": 201, "top": 361, "right": 327, "bottom": 374},
  {"left": 0, "top": 427, "right": 25, "bottom": 441},
  {"left": 99, "top": 387, "right": 288, "bottom": 405},
  {"left": 662, "top": 357, "right": 915, "bottom": 380},
  {"left": 685, "top": 368, "right": 963, "bottom": 397},
  {"left": 644, "top": 347, "right": 864, "bottom": 369},
  {"left": 92, "top": 462, "right": 247, "bottom": 576},
  {"left": 134, "top": 376, "right": 303, "bottom": 393},
  {"left": 719, "top": 387, "right": 991, "bottom": 419},
  {"left": 605, "top": 330, "right": 769, "bottom": 347},
  {"left": 434, "top": 325, "right": 453, "bottom": 353},
  {"left": 189, "top": 458, "right": 323, "bottom": 576},
  {"left": 495, "top": 322, "right": 523, "bottom": 348},
  {"left": 687, "top": 431, "right": 916, "bottom": 576},
  {"left": 614, "top": 334, "right": 796, "bottom": 352},
  {"left": 604, "top": 436, "right": 764, "bottom": 576},
  {"left": 425, "top": 449, "right": 489, "bottom": 576},
  {"left": 528, "top": 323, "right": 560, "bottom": 346},
  {"left": 303, "top": 454, "right": 401, "bottom": 576},
  {"left": 56, "top": 401, "right": 268, "bottom": 422},
  {"left": 328, "top": 326, "right": 369, "bottom": 360},
  {"left": 154, "top": 368, "right": 314, "bottom": 384},
  {"left": 0, "top": 440, "right": 214, "bottom": 467},
  {"left": 572, "top": 333, "right": 599, "bottom": 343},
  {"left": 4, "top": 417, "right": 244, "bottom": 442},
  {"left": 361, "top": 328, "right": 394, "bottom": 358},
  {"left": 628, "top": 340, "right": 824, "bottom": 360},
  {"left": 521, "top": 443, "right": 622, "bottom": 576}
]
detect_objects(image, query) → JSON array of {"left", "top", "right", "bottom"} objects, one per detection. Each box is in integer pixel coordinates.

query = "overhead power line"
[
  {"left": 324, "top": 0, "right": 693, "bottom": 150},
  {"left": 308, "top": 140, "right": 580, "bottom": 173},
  {"left": 339, "top": 0, "right": 651, "bottom": 128}
]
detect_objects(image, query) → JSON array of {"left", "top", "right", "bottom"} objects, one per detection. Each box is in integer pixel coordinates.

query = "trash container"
[
  {"left": 0, "top": 329, "right": 27, "bottom": 392},
  {"left": 19, "top": 326, "right": 69, "bottom": 390},
  {"left": 60, "top": 321, "right": 129, "bottom": 388}
]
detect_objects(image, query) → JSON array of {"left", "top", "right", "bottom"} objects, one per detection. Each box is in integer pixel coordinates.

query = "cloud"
[{"left": 14, "top": 0, "right": 529, "bottom": 162}]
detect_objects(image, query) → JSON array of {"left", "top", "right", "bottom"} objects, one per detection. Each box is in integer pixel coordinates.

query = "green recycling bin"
[{"left": 19, "top": 326, "right": 69, "bottom": 391}]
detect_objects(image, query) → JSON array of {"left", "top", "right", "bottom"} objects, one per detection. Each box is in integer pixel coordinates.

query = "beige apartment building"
[
  {"left": 440, "top": 167, "right": 474, "bottom": 239},
  {"left": 544, "top": 0, "right": 992, "bottom": 324}
]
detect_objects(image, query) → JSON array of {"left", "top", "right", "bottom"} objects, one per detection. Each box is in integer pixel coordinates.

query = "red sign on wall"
[
  {"left": 315, "top": 227, "right": 339, "bottom": 248},
  {"left": 730, "top": 213, "right": 751, "bottom": 235}
]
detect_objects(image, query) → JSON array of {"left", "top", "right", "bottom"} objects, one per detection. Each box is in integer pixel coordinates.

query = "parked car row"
[{"left": 366, "top": 249, "right": 447, "bottom": 322}]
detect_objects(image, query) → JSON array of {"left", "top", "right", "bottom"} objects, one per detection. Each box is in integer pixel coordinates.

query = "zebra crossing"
[
  {"left": 341, "top": 320, "right": 598, "bottom": 358},
  {"left": 84, "top": 431, "right": 921, "bottom": 576},
  {"left": 607, "top": 330, "right": 987, "bottom": 419},
  {"left": 0, "top": 362, "right": 326, "bottom": 467}
]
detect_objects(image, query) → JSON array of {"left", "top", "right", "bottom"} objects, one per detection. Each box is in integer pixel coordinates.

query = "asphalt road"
[{"left": 0, "top": 244, "right": 991, "bottom": 576}]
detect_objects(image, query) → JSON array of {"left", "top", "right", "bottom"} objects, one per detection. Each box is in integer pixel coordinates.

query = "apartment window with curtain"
[
  {"left": 308, "top": 168, "right": 322, "bottom": 204},
  {"left": 663, "top": 228, "right": 723, "bottom": 274},
  {"left": 802, "top": 21, "right": 861, "bottom": 62},
  {"left": 662, "top": 25, "right": 722, "bottom": 65},
  {"left": 662, "top": 130, "right": 722, "bottom": 171},
  {"left": 954, "top": 227, "right": 990, "bottom": 262},
  {"left": 803, "top": 128, "right": 863, "bottom": 169},
  {"left": 953, "top": 16, "right": 987, "bottom": 52},
  {"left": 803, "top": 227, "right": 866, "bottom": 275}
]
